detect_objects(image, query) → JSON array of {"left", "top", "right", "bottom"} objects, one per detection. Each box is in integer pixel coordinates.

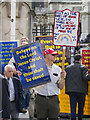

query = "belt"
[
  {"left": 37, "top": 94, "right": 57, "bottom": 99},
  {"left": 11, "top": 100, "right": 15, "bottom": 103}
]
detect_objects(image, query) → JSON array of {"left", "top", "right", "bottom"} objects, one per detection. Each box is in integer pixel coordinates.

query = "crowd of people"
[{"left": 1, "top": 37, "right": 90, "bottom": 120}]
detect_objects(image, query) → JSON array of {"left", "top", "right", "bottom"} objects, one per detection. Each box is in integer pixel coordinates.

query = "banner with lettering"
[
  {"left": 53, "top": 9, "right": 80, "bottom": 47},
  {"left": 81, "top": 48, "right": 90, "bottom": 116},
  {"left": 36, "top": 35, "right": 71, "bottom": 68},
  {"left": 81, "top": 49, "right": 90, "bottom": 74},
  {"left": 0, "top": 41, "right": 17, "bottom": 73},
  {"left": 12, "top": 42, "right": 51, "bottom": 89}
]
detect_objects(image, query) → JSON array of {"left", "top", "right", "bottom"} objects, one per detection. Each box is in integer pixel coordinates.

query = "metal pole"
[{"left": 11, "top": 0, "right": 16, "bottom": 40}]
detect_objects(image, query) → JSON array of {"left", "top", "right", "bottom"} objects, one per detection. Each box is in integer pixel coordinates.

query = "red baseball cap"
[{"left": 43, "top": 48, "right": 59, "bottom": 56}]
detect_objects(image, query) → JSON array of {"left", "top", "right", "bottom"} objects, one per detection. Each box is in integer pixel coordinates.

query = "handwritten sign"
[
  {"left": 53, "top": 9, "right": 80, "bottom": 47},
  {"left": 0, "top": 42, "right": 17, "bottom": 73},
  {"left": 12, "top": 42, "right": 51, "bottom": 89}
]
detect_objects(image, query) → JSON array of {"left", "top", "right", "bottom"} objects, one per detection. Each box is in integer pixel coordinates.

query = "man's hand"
[
  {"left": 60, "top": 70, "right": 66, "bottom": 79},
  {"left": 16, "top": 71, "right": 22, "bottom": 77}
]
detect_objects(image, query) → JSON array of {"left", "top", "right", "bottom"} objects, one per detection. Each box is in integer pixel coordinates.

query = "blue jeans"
[
  {"left": 69, "top": 92, "right": 85, "bottom": 120},
  {"left": 21, "top": 89, "right": 30, "bottom": 109}
]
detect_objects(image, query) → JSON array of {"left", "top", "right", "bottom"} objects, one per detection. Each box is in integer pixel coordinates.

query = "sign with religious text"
[
  {"left": 53, "top": 9, "right": 80, "bottom": 47},
  {"left": 81, "top": 48, "right": 90, "bottom": 116},
  {"left": 12, "top": 42, "right": 51, "bottom": 89},
  {"left": 36, "top": 35, "right": 71, "bottom": 68},
  {"left": 81, "top": 49, "right": 90, "bottom": 74},
  {"left": 0, "top": 41, "right": 17, "bottom": 73}
]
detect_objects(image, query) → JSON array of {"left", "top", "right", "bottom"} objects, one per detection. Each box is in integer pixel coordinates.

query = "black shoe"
[{"left": 21, "top": 108, "right": 27, "bottom": 113}]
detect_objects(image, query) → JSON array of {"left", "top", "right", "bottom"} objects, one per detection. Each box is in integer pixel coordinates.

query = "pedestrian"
[
  {"left": 8, "top": 37, "right": 34, "bottom": 117},
  {"left": 2, "top": 64, "right": 23, "bottom": 120},
  {"left": 35, "top": 48, "right": 66, "bottom": 120},
  {"left": 74, "top": 43, "right": 82, "bottom": 55},
  {"left": 8, "top": 37, "right": 31, "bottom": 113},
  {"left": 65, "top": 54, "right": 90, "bottom": 120}
]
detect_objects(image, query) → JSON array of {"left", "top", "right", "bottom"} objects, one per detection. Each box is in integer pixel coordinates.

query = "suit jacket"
[
  {"left": 0, "top": 75, "right": 4, "bottom": 118},
  {"left": 2, "top": 76, "right": 23, "bottom": 119},
  {"left": 65, "top": 62, "right": 90, "bottom": 95}
]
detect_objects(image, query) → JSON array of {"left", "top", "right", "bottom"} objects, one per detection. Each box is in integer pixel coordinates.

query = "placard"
[
  {"left": 53, "top": 9, "right": 80, "bottom": 47},
  {"left": 36, "top": 35, "right": 71, "bottom": 67},
  {"left": 12, "top": 42, "right": 51, "bottom": 89},
  {"left": 81, "top": 48, "right": 90, "bottom": 116},
  {"left": 81, "top": 49, "right": 90, "bottom": 74},
  {"left": 0, "top": 41, "right": 17, "bottom": 73}
]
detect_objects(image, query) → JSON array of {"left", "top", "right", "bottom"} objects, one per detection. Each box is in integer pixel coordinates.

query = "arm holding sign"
[{"left": 57, "top": 70, "right": 66, "bottom": 90}]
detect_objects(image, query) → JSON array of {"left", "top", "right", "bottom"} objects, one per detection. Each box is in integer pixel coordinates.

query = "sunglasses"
[{"left": 51, "top": 54, "right": 56, "bottom": 56}]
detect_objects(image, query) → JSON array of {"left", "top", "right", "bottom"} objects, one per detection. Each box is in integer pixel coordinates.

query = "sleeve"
[{"left": 2, "top": 79, "right": 10, "bottom": 118}]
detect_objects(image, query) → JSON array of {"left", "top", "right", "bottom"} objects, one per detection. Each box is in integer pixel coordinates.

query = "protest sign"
[
  {"left": 36, "top": 35, "right": 71, "bottom": 67},
  {"left": 53, "top": 9, "right": 80, "bottom": 47},
  {"left": 81, "top": 48, "right": 90, "bottom": 116},
  {"left": 12, "top": 42, "right": 51, "bottom": 89},
  {"left": 0, "top": 41, "right": 17, "bottom": 73},
  {"left": 81, "top": 48, "right": 90, "bottom": 74}
]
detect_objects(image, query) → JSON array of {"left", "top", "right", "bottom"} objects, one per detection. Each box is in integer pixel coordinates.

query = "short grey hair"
[{"left": 4, "top": 64, "right": 13, "bottom": 72}]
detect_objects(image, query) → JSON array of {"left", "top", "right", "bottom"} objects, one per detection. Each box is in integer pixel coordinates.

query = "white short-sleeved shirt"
[{"left": 35, "top": 64, "right": 61, "bottom": 96}]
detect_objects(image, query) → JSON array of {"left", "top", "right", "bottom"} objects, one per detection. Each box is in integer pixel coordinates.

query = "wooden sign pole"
[
  {"left": 61, "top": 46, "right": 66, "bottom": 84},
  {"left": 62, "top": 47, "right": 66, "bottom": 71}
]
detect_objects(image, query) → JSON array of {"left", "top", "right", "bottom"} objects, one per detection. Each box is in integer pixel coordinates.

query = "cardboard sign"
[
  {"left": 53, "top": 9, "right": 80, "bottom": 47},
  {"left": 12, "top": 42, "right": 51, "bottom": 89}
]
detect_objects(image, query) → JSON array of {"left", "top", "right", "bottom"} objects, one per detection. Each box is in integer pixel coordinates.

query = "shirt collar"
[{"left": 5, "top": 76, "right": 12, "bottom": 80}]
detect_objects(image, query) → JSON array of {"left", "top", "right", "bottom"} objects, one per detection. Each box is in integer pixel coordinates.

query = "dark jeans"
[
  {"left": 35, "top": 94, "right": 60, "bottom": 119},
  {"left": 21, "top": 89, "right": 30, "bottom": 109},
  {"left": 69, "top": 92, "right": 85, "bottom": 120}
]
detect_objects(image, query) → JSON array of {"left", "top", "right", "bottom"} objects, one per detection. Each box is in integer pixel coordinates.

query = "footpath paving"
[{"left": 19, "top": 111, "right": 90, "bottom": 120}]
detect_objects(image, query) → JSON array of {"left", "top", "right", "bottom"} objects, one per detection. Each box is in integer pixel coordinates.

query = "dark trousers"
[
  {"left": 69, "top": 92, "right": 85, "bottom": 120},
  {"left": 21, "top": 89, "right": 30, "bottom": 109},
  {"left": 35, "top": 94, "right": 60, "bottom": 120}
]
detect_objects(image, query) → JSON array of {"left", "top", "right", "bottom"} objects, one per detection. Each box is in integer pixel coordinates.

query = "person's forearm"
[{"left": 58, "top": 79, "right": 65, "bottom": 90}]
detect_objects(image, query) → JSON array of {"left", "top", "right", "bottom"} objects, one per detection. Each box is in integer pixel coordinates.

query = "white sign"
[{"left": 53, "top": 9, "right": 80, "bottom": 47}]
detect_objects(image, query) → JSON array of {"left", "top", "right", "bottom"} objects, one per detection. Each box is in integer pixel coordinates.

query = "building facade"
[{"left": 0, "top": 0, "right": 90, "bottom": 43}]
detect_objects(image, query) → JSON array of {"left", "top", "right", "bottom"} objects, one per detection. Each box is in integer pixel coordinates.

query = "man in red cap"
[{"left": 35, "top": 48, "right": 66, "bottom": 120}]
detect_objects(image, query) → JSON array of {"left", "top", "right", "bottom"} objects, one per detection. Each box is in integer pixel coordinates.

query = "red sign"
[{"left": 82, "top": 49, "right": 90, "bottom": 74}]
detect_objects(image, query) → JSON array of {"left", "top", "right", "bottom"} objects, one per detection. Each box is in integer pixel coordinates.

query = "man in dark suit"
[
  {"left": 2, "top": 64, "right": 23, "bottom": 120},
  {"left": 65, "top": 54, "right": 90, "bottom": 120}
]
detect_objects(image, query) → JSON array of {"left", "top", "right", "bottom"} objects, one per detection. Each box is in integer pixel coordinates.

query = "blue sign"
[
  {"left": 0, "top": 42, "right": 17, "bottom": 73},
  {"left": 12, "top": 42, "right": 51, "bottom": 89}
]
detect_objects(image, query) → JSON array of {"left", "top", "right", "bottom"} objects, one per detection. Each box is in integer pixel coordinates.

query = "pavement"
[{"left": 19, "top": 111, "right": 90, "bottom": 120}]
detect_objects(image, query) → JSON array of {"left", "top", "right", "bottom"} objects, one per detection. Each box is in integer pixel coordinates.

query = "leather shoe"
[{"left": 21, "top": 108, "right": 27, "bottom": 113}]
